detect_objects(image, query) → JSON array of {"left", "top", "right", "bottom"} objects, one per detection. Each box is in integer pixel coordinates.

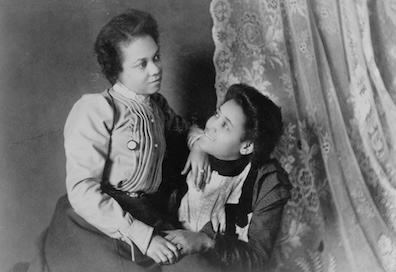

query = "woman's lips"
[{"left": 150, "top": 77, "right": 161, "bottom": 84}]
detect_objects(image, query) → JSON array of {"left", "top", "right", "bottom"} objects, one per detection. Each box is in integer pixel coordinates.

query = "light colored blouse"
[
  {"left": 64, "top": 82, "right": 186, "bottom": 258},
  {"left": 178, "top": 163, "right": 252, "bottom": 233}
]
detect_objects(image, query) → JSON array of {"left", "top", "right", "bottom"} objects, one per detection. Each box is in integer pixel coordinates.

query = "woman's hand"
[
  {"left": 146, "top": 235, "right": 180, "bottom": 265},
  {"left": 164, "top": 230, "right": 214, "bottom": 256},
  {"left": 181, "top": 142, "right": 211, "bottom": 190}
]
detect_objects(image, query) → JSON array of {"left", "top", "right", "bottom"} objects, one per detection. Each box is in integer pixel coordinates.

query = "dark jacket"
[{"left": 201, "top": 159, "right": 291, "bottom": 272}]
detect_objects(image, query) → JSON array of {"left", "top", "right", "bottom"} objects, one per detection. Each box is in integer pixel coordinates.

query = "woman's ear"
[{"left": 240, "top": 141, "right": 254, "bottom": 155}]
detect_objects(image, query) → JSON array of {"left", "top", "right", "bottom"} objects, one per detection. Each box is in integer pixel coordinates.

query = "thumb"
[{"left": 164, "top": 233, "right": 177, "bottom": 241}]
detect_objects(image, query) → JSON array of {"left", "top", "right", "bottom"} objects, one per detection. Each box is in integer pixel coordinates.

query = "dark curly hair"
[
  {"left": 94, "top": 9, "right": 159, "bottom": 85},
  {"left": 224, "top": 83, "right": 283, "bottom": 166}
]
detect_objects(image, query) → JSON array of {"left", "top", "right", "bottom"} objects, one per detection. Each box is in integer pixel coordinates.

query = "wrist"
[
  {"left": 187, "top": 126, "right": 204, "bottom": 149},
  {"left": 191, "top": 140, "right": 202, "bottom": 151}
]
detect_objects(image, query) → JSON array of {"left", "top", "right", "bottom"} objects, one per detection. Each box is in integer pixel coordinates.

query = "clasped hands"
[
  {"left": 146, "top": 129, "right": 213, "bottom": 265},
  {"left": 146, "top": 230, "right": 213, "bottom": 265}
]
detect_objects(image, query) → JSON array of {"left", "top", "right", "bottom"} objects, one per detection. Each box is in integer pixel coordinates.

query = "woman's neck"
[{"left": 209, "top": 155, "right": 251, "bottom": 176}]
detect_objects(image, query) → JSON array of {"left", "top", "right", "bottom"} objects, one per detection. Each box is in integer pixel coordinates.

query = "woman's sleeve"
[
  {"left": 203, "top": 172, "right": 291, "bottom": 271},
  {"left": 64, "top": 94, "right": 153, "bottom": 256},
  {"left": 153, "top": 93, "right": 191, "bottom": 174},
  {"left": 152, "top": 93, "right": 189, "bottom": 136}
]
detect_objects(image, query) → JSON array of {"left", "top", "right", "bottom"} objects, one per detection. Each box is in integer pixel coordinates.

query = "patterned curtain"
[{"left": 210, "top": 0, "right": 396, "bottom": 271}]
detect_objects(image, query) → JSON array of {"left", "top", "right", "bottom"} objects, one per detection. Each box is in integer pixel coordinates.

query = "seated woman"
[
  {"left": 27, "top": 9, "right": 209, "bottom": 272},
  {"left": 164, "top": 83, "right": 292, "bottom": 272}
]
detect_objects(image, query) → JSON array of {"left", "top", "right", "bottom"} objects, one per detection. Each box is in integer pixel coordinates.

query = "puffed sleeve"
[
  {"left": 152, "top": 93, "right": 192, "bottom": 175},
  {"left": 64, "top": 93, "right": 154, "bottom": 256},
  {"left": 151, "top": 93, "right": 189, "bottom": 135},
  {"left": 202, "top": 170, "right": 291, "bottom": 271}
]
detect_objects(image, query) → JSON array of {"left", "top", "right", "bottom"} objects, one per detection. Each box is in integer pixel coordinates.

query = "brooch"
[
  {"left": 127, "top": 123, "right": 139, "bottom": 150},
  {"left": 127, "top": 140, "right": 138, "bottom": 150}
]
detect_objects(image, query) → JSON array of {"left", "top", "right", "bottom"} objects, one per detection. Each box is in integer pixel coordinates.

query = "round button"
[{"left": 127, "top": 140, "right": 138, "bottom": 150}]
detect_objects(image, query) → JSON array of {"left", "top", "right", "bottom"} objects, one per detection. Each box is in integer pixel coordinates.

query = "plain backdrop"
[{"left": 0, "top": 0, "right": 216, "bottom": 270}]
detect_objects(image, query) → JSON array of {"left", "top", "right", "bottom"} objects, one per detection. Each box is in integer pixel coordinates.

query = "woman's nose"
[
  {"left": 148, "top": 61, "right": 161, "bottom": 75},
  {"left": 206, "top": 117, "right": 217, "bottom": 131}
]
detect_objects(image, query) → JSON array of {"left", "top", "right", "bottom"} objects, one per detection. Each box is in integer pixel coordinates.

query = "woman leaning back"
[
  {"left": 27, "top": 8, "right": 208, "bottom": 272},
  {"left": 164, "top": 83, "right": 292, "bottom": 272}
]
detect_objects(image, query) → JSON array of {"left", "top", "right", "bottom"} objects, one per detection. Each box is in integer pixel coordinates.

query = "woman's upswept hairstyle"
[
  {"left": 224, "top": 83, "right": 283, "bottom": 166},
  {"left": 94, "top": 9, "right": 159, "bottom": 85}
]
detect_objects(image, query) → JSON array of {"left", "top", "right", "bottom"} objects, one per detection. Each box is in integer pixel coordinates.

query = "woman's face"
[
  {"left": 117, "top": 35, "right": 162, "bottom": 96},
  {"left": 197, "top": 99, "right": 250, "bottom": 161}
]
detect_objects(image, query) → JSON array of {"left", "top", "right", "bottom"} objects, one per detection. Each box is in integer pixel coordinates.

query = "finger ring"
[
  {"left": 199, "top": 169, "right": 205, "bottom": 173},
  {"left": 164, "top": 251, "right": 173, "bottom": 258},
  {"left": 176, "top": 243, "right": 182, "bottom": 250}
]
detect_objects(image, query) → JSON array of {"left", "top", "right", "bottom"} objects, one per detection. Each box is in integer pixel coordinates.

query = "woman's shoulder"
[
  {"left": 74, "top": 90, "right": 113, "bottom": 108},
  {"left": 249, "top": 159, "right": 291, "bottom": 208},
  {"left": 68, "top": 91, "right": 116, "bottom": 117},
  {"left": 150, "top": 92, "right": 170, "bottom": 110},
  {"left": 255, "top": 159, "right": 292, "bottom": 193},
  {"left": 65, "top": 91, "right": 115, "bottom": 130}
]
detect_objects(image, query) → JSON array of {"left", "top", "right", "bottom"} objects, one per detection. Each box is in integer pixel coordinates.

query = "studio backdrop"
[{"left": 210, "top": 0, "right": 396, "bottom": 271}]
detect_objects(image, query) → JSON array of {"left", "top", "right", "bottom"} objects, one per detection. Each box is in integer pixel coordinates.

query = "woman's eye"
[
  {"left": 154, "top": 54, "right": 161, "bottom": 61},
  {"left": 222, "top": 122, "right": 229, "bottom": 130},
  {"left": 138, "top": 61, "right": 147, "bottom": 68}
]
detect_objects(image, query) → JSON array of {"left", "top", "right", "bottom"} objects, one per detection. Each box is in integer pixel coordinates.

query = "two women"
[{"left": 28, "top": 9, "right": 291, "bottom": 272}]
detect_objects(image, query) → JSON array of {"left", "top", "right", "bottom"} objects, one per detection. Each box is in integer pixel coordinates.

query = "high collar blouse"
[
  {"left": 63, "top": 82, "right": 186, "bottom": 258},
  {"left": 179, "top": 163, "right": 252, "bottom": 233}
]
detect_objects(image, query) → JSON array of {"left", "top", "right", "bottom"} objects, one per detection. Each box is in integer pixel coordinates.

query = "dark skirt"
[
  {"left": 27, "top": 190, "right": 223, "bottom": 272},
  {"left": 27, "top": 194, "right": 168, "bottom": 272}
]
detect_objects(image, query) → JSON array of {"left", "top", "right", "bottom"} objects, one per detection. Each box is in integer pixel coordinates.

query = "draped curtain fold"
[{"left": 210, "top": 0, "right": 396, "bottom": 271}]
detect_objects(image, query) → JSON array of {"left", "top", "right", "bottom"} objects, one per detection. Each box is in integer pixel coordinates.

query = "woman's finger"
[
  {"left": 195, "top": 168, "right": 205, "bottom": 190},
  {"left": 151, "top": 252, "right": 162, "bottom": 264},
  {"left": 205, "top": 165, "right": 212, "bottom": 184},
  {"left": 166, "top": 242, "right": 180, "bottom": 261},
  {"left": 164, "top": 233, "right": 175, "bottom": 241},
  {"left": 199, "top": 169, "right": 208, "bottom": 190},
  {"left": 166, "top": 230, "right": 182, "bottom": 239},
  {"left": 199, "top": 172, "right": 206, "bottom": 190},
  {"left": 181, "top": 157, "right": 192, "bottom": 175},
  {"left": 164, "top": 231, "right": 181, "bottom": 244},
  {"left": 192, "top": 167, "right": 200, "bottom": 189},
  {"left": 160, "top": 249, "right": 172, "bottom": 264}
]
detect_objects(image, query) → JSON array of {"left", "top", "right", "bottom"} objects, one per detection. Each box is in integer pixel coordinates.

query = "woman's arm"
[
  {"left": 153, "top": 93, "right": 211, "bottom": 189},
  {"left": 65, "top": 93, "right": 154, "bottom": 256},
  {"left": 203, "top": 171, "right": 291, "bottom": 271},
  {"left": 152, "top": 93, "right": 190, "bottom": 178},
  {"left": 207, "top": 194, "right": 289, "bottom": 270},
  {"left": 165, "top": 170, "right": 291, "bottom": 271}
]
